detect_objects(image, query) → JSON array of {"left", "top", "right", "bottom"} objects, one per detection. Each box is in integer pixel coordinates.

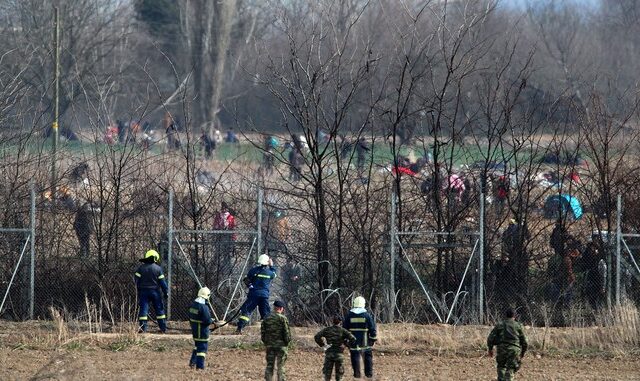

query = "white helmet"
[
  {"left": 197, "top": 287, "right": 211, "bottom": 299},
  {"left": 352, "top": 296, "right": 366, "bottom": 308},
  {"left": 257, "top": 254, "right": 270, "bottom": 266}
]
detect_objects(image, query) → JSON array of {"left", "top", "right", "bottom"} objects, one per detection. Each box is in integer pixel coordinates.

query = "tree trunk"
[{"left": 315, "top": 173, "right": 332, "bottom": 311}]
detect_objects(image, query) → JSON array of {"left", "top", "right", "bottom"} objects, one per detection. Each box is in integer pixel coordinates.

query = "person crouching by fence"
[
  {"left": 343, "top": 296, "right": 377, "bottom": 379},
  {"left": 487, "top": 308, "right": 528, "bottom": 381},
  {"left": 189, "top": 287, "right": 216, "bottom": 370},
  {"left": 135, "top": 249, "right": 168, "bottom": 333},
  {"left": 314, "top": 315, "right": 356, "bottom": 381}
]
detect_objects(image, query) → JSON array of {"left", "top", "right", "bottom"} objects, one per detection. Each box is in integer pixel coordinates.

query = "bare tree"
[
  {"left": 0, "top": 0, "right": 133, "bottom": 132},
  {"left": 251, "top": 0, "right": 382, "bottom": 312}
]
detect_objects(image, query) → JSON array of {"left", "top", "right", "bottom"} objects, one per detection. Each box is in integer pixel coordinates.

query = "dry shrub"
[
  {"left": 375, "top": 303, "right": 640, "bottom": 357},
  {"left": 528, "top": 302, "right": 639, "bottom": 355},
  {"left": 376, "top": 324, "right": 486, "bottom": 356},
  {"left": 49, "top": 306, "right": 69, "bottom": 344},
  {"left": 7, "top": 293, "right": 144, "bottom": 351}
]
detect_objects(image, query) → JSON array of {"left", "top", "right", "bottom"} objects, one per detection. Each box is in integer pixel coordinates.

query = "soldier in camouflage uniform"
[
  {"left": 487, "top": 308, "right": 528, "bottom": 381},
  {"left": 314, "top": 315, "right": 356, "bottom": 381},
  {"left": 261, "top": 300, "right": 291, "bottom": 381}
]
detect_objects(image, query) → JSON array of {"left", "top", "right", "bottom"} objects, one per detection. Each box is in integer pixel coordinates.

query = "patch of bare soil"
[{"left": 1, "top": 322, "right": 639, "bottom": 380}]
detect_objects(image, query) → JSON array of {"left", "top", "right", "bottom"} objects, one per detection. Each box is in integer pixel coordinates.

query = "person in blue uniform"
[
  {"left": 134, "top": 249, "right": 168, "bottom": 333},
  {"left": 236, "top": 254, "right": 277, "bottom": 334},
  {"left": 188, "top": 287, "right": 217, "bottom": 370},
  {"left": 343, "top": 296, "right": 377, "bottom": 379}
]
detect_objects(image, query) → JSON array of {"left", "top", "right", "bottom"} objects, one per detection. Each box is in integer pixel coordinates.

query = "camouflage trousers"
[
  {"left": 265, "top": 346, "right": 288, "bottom": 381},
  {"left": 322, "top": 350, "right": 345, "bottom": 381},
  {"left": 496, "top": 346, "right": 521, "bottom": 381}
]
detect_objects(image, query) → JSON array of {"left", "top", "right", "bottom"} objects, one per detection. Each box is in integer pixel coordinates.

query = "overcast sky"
[{"left": 502, "top": 0, "right": 600, "bottom": 10}]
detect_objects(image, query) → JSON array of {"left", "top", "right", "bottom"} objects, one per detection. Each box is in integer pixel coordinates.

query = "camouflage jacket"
[
  {"left": 487, "top": 318, "right": 528, "bottom": 355},
  {"left": 314, "top": 325, "right": 356, "bottom": 352},
  {"left": 261, "top": 312, "right": 291, "bottom": 348}
]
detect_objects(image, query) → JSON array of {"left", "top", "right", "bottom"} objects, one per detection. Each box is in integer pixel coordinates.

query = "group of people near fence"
[
  {"left": 495, "top": 216, "right": 611, "bottom": 320},
  {"left": 134, "top": 249, "right": 381, "bottom": 380},
  {"left": 135, "top": 248, "right": 528, "bottom": 380}
]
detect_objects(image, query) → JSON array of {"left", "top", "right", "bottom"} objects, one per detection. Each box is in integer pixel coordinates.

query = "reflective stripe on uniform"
[
  {"left": 239, "top": 316, "right": 250, "bottom": 321},
  {"left": 350, "top": 346, "right": 371, "bottom": 351},
  {"left": 256, "top": 274, "right": 271, "bottom": 278},
  {"left": 349, "top": 328, "right": 369, "bottom": 331},
  {"left": 135, "top": 273, "right": 141, "bottom": 277},
  {"left": 190, "top": 319, "right": 203, "bottom": 323},
  {"left": 194, "top": 338, "right": 209, "bottom": 342},
  {"left": 158, "top": 274, "right": 165, "bottom": 279},
  {"left": 196, "top": 352, "right": 206, "bottom": 357},
  {"left": 189, "top": 308, "right": 199, "bottom": 314},
  {"left": 139, "top": 316, "right": 148, "bottom": 321},
  {"left": 157, "top": 315, "right": 166, "bottom": 319},
  {"left": 350, "top": 317, "right": 366, "bottom": 323}
]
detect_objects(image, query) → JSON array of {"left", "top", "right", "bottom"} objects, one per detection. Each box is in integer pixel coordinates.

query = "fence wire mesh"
[
  {"left": 0, "top": 189, "right": 31, "bottom": 321},
  {"left": 3, "top": 175, "right": 640, "bottom": 329}
]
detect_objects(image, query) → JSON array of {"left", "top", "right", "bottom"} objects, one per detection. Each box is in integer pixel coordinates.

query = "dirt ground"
[{"left": 1, "top": 323, "right": 639, "bottom": 381}]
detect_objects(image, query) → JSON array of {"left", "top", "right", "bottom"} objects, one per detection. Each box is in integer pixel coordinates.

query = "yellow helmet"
[{"left": 144, "top": 249, "right": 160, "bottom": 263}]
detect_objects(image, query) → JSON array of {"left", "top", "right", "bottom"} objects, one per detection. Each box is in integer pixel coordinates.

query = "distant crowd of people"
[{"left": 102, "top": 112, "right": 241, "bottom": 157}]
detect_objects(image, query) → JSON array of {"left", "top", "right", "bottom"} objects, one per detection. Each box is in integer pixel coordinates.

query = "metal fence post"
[
  {"left": 257, "top": 188, "right": 263, "bottom": 258},
  {"left": 616, "top": 194, "right": 622, "bottom": 306},
  {"left": 478, "top": 191, "right": 484, "bottom": 323},
  {"left": 389, "top": 187, "right": 397, "bottom": 323},
  {"left": 167, "top": 190, "right": 174, "bottom": 319},
  {"left": 29, "top": 183, "right": 35, "bottom": 319}
]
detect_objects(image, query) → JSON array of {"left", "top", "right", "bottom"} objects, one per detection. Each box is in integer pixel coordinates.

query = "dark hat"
[
  {"left": 273, "top": 300, "right": 286, "bottom": 309},
  {"left": 504, "top": 307, "right": 516, "bottom": 319},
  {"left": 332, "top": 315, "right": 343, "bottom": 324}
]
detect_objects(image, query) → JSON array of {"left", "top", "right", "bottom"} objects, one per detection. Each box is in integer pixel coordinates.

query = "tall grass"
[
  {"left": 5, "top": 297, "right": 639, "bottom": 357},
  {"left": 6, "top": 292, "right": 145, "bottom": 351},
  {"left": 375, "top": 302, "right": 640, "bottom": 357}
]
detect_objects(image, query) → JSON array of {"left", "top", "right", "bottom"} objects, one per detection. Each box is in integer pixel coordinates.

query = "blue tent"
[{"left": 543, "top": 194, "right": 583, "bottom": 220}]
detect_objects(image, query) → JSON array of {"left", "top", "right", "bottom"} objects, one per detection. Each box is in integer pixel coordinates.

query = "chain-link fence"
[
  {"left": 169, "top": 232, "right": 258, "bottom": 320},
  {"left": 0, "top": 185, "right": 35, "bottom": 321},
  {"left": 389, "top": 184, "right": 484, "bottom": 325},
  {"left": 386, "top": 179, "right": 640, "bottom": 326},
  {"left": 3, "top": 173, "right": 640, "bottom": 329}
]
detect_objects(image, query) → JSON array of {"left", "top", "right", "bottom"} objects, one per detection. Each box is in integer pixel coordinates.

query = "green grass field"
[{"left": 23, "top": 136, "right": 541, "bottom": 170}]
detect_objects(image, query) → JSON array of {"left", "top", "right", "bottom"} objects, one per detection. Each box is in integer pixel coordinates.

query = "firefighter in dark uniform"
[
  {"left": 134, "top": 249, "right": 168, "bottom": 333},
  {"left": 236, "top": 254, "right": 277, "bottom": 333},
  {"left": 343, "top": 296, "right": 377, "bottom": 379},
  {"left": 188, "top": 287, "right": 216, "bottom": 370}
]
